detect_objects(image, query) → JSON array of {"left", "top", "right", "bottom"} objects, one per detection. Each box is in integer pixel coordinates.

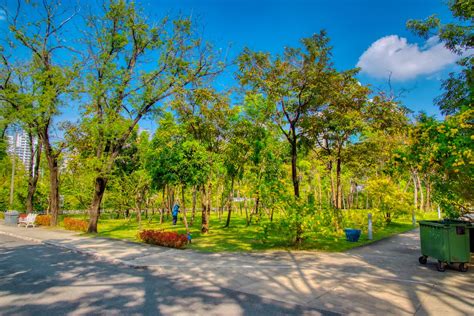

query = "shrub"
[
  {"left": 0, "top": 212, "right": 4, "bottom": 220},
  {"left": 63, "top": 217, "right": 88, "bottom": 232},
  {"left": 365, "top": 177, "right": 411, "bottom": 223},
  {"left": 35, "top": 215, "right": 51, "bottom": 226},
  {"left": 138, "top": 230, "right": 188, "bottom": 249},
  {"left": 19, "top": 213, "right": 27, "bottom": 219}
]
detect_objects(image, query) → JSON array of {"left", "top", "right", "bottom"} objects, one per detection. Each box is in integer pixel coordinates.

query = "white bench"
[{"left": 18, "top": 213, "right": 38, "bottom": 228}]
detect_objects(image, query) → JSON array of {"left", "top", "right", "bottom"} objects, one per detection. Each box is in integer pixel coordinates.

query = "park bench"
[{"left": 18, "top": 213, "right": 37, "bottom": 228}]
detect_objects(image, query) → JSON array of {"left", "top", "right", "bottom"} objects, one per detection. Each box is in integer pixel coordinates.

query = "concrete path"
[
  {"left": 0, "top": 222, "right": 472, "bottom": 315},
  {"left": 0, "top": 234, "right": 333, "bottom": 316}
]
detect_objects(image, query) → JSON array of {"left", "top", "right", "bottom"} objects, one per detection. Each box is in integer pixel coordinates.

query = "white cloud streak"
[{"left": 357, "top": 35, "right": 459, "bottom": 81}]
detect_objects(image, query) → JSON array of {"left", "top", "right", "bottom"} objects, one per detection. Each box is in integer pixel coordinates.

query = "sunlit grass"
[{"left": 59, "top": 210, "right": 439, "bottom": 252}]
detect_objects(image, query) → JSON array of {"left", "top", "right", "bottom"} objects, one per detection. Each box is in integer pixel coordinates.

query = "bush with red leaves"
[
  {"left": 63, "top": 217, "right": 88, "bottom": 232},
  {"left": 138, "top": 230, "right": 188, "bottom": 249},
  {"left": 35, "top": 215, "right": 51, "bottom": 226}
]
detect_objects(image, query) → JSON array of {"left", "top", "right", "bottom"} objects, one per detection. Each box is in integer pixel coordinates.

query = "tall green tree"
[
  {"left": 404, "top": 0, "right": 473, "bottom": 216},
  {"left": 171, "top": 89, "right": 235, "bottom": 233},
  {"left": 241, "top": 94, "right": 286, "bottom": 225},
  {"left": 222, "top": 111, "right": 252, "bottom": 228},
  {"left": 238, "top": 32, "right": 333, "bottom": 200},
  {"left": 80, "top": 0, "right": 222, "bottom": 233},
  {"left": 0, "top": 1, "right": 79, "bottom": 223},
  {"left": 394, "top": 111, "right": 473, "bottom": 217},
  {"left": 407, "top": 0, "right": 473, "bottom": 115},
  {"left": 303, "top": 70, "right": 370, "bottom": 213},
  {"left": 238, "top": 32, "right": 335, "bottom": 243},
  {"left": 147, "top": 114, "right": 211, "bottom": 232}
]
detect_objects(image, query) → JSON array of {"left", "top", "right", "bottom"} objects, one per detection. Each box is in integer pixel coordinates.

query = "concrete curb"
[
  {"left": 0, "top": 229, "right": 148, "bottom": 270},
  {"left": 0, "top": 230, "right": 43, "bottom": 244}
]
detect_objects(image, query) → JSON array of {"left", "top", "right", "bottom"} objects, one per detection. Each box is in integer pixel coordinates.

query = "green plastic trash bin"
[{"left": 418, "top": 220, "right": 471, "bottom": 272}]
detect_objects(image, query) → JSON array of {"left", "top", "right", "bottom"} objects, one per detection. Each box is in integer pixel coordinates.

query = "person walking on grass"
[{"left": 172, "top": 200, "right": 180, "bottom": 225}]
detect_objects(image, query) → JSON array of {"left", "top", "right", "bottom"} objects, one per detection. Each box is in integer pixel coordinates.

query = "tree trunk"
[
  {"left": 329, "top": 157, "right": 343, "bottom": 230},
  {"left": 207, "top": 182, "right": 212, "bottom": 216},
  {"left": 270, "top": 196, "right": 274, "bottom": 222},
  {"left": 335, "top": 157, "right": 342, "bottom": 209},
  {"left": 238, "top": 192, "right": 244, "bottom": 217},
  {"left": 347, "top": 180, "right": 352, "bottom": 210},
  {"left": 26, "top": 136, "right": 42, "bottom": 213},
  {"left": 247, "top": 191, "right": 260, "bottom": 226},
  {"left": 342, "top": 187, "right": 346, "bottom": 209},
  {"left": 218, "top": 184, "right": 224, "bottom": 221},
  {"left": 201, "top": 185, "right": 209, "bottom": 233},
  {"left": 42, "top": 135, "right": 60, "bottom": 226},
  {"left": 254, "top": 195, "right": 260, "bottom": 216},
  {"left": 426, "top": 180, "right": 431, "bottom": 211},
  {"left": 136, "top": 196, "right": 142, "bottom": 230},
  {"left": 417, "top": 174, "right": 424, "bottom": 211},
  {"left": 244, "top": 197, "right": 250, "bottom": 226},
  {"left": 224, "top": 176, "right": 235, "bottom": 228},
  {"left": 145, "top": 198, "right": 149, "bottom": 219},
  {"left": 348, "top": 180, "right": 356, "bottom": 210},
  {"left": 317, "top": 172, "right": 322, "bottom": 210},
  {"left": 412, "top": 172, "right": 418, "bottom": 210},
  {"left": 167, "top": 185, "right": 174, "bottom": 218},
  {"left": 329, "top": 162, "right": 336, "bottom": 207},
  {"left": 355, "top": 184, "right": 359, "bottom": 209},
  {"left": 181, "top": 186, "right": 189, "bottom": 233},
  {"left": 160, "top": 187, "right": 165, "bottom": 224},
  {"left": 88, "top": 176, "right": 107, "bottom": 233},
  {"left": 310, "top": 170, "right": 316, "bottom": 206},
  {"left": 48, "top": 162, "right": 59, "bottom": 226},
  {"left": 290, "top": 138, "right": 299, "bottom": 198},
  {"left": 290, "top": 132, "right": 303, "bottom": 244},
  {"left": 327, "top": 190, "right": 331, "bottom": 208},
  {"left": 191, "top": 185, "right": 197, "bottom": 226}
]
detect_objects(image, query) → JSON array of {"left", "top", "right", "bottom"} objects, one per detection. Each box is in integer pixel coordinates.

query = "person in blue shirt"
[{"left": 172, "top": 200, "right": 180, "bottom": 225}]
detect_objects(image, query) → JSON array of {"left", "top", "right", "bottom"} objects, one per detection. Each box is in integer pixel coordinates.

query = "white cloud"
[{"left": 357, "top": 35, "right": 459, "bottom": 81}]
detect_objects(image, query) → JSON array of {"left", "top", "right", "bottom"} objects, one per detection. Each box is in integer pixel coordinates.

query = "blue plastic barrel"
[{"left": 344, "top": 228, "right": 361, "bottom": 242}]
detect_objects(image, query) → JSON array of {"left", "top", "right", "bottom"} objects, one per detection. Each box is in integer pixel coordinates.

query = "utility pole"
[{"left": 9, "top": 129, "right": 17, "bottom": 210}]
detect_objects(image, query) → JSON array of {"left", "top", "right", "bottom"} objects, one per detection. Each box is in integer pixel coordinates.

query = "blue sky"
[
  {"left": 1, "top": 0, "right": 459, "bottom": 130},
  {"left": 148, "top": 0, "right": 454, "bottom": 118}
]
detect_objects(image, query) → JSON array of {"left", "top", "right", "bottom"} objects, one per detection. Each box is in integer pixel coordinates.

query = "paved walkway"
[{"left": 1, "top": 222, "right": 472, "bottom": 315}]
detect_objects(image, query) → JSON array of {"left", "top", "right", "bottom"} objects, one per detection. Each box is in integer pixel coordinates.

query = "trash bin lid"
[{"left": 5, "top": 211, "right": 19, "bottom": 215}]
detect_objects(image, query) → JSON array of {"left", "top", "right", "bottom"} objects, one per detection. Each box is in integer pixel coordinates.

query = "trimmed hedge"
[
  {"left": 35, "top": 215, "right": 51, "bottom": 226},
  {"left": 138, "top": 230, "right": 188, "bottom": 249},
  {"left": 63, "top": 217, "right": 88, "bottom": 232}
]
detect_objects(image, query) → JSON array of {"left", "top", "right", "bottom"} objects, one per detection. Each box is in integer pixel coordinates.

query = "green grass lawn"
[{"left": 58, "top": 210, "right": 439, "bottom": 252}]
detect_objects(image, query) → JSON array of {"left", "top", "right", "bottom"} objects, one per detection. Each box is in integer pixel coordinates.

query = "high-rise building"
[{"left": 6, "top": 129, "right": 37, "bottom": 169}]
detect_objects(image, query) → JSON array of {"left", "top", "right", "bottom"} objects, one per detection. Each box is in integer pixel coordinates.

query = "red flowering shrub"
[
  {"left": 63, "top": 217, "right": 88, "bottom": 232},
  {"left": 138, "top": 230, "right": 188, "bottom": 249},
  {"left": 19, "top": 213, "right": 27, "bottom": 219},
  {"left": 35, "top": 215, "right": 51, "bottom": 226}
]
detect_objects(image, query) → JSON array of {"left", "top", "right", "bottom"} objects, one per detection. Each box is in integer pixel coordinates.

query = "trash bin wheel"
[
  {"left": 437, "top": 260, "right": 447, "bottom": 272},
  {"left": 418, "top": 256, "right": 428, "bottom": 264},
  {"left": 458, "top": 263, "right": 468, "bottom": 272}
]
